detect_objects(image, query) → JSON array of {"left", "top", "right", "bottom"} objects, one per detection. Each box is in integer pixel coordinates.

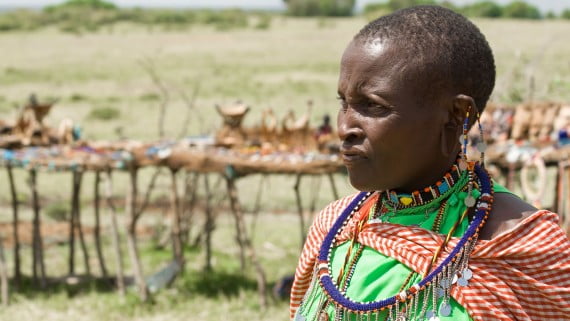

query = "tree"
[
  {"left": 44, "top": 0, "right": 117, "bottom": 12},
  {"left": 385, "top": 0, "right": 437, "bottom": 11},
  {"left": 463, "top": 1, "right": 503, "bottom": 18},
  {"left": 545, "top": 11, "right": 557, "bottom": 19},
  {"left": 562, "top": 9, "right": 570, "bottom": 20},
  {"left": 503, "top": 1, "right": 541, "bottom": 19}
]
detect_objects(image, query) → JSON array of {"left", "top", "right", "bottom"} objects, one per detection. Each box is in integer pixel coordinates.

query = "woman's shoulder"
[{"left": 479, "top": 192, "right": 539, "bottom": 240}]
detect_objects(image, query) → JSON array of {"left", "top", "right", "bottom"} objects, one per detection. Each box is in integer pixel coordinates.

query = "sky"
[{"left": 1, "top": 0, "right": 569, "bottom": 13}]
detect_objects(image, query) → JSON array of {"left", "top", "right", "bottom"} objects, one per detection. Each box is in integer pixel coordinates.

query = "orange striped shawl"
[{"left": 290, "top": 194, "right": 570, "bottom": 321}]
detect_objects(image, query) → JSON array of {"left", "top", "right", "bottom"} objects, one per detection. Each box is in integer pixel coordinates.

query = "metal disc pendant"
[
  {"left": 462, "top": 268, "right": 473, "bottom": 280},
  {"left": 457, "top": 277, "right": 469, "bottom": 287},
  {"left": 464, "top": 195, "right": 476, "bottom": 207},
  {"left": 437, "top": 286, "right": 445, "bottom": 298},
  {"left": 439, "top": 302, "right": 452, "bottom": 317},
  {"left": 440, "top": 278, "right": 451, "bottom": 289},
  {"left": 452, "top": 274, "right": 458, "bottom": 284},
  {"left": 395, "top": 314, "right": 407, "bottom": 321},
  {"left": 426, "top": 310, "right": 440, "bottom": 321},
  {"left": 295, "top": 312, "right": 306, "bottom": 321},
  {"left": 476, "top": 142, "right": 487, "bottom": 153}
]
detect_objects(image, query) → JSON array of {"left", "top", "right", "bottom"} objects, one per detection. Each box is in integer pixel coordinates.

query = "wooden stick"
[
  {"left": 203, "top": 174, "right": 214, "bottom": 271},
  {"left": 136, "top": 167, "right": 162, "bottom": 219},
  {"left": 308, "top": 175, "right": 323, "bottom": 223},
  {"left": 6, "top": 165, "right": 21, "bottom": 287},
  {"left": 125, "top": 168, "right": 149, "bottom": 301},
  {"left": 104, "top": 171, "right": 125, "bottom": 296},
  {"left": 177, "top": 82, "right": 202, "bottom": 138},
  {"left": 0, "top": 233, "right": 9, "bottom": 306},
  {"left": 74, "top": 171, "right": 91, "bottom": 275},
  {"left": 29, "top": 169, "right": 46, "bottom": 288},
  {"left": 69, "top": 171, "right": 77, "bottom": 275},
  {"left": 170, "top": 170, "right": 184, "bottom": 266},
  {"left": 180, "top": 172, "right": 199, "bottom": 244},
  {"left": 294, "top": 174, "right": 306, "bottom": 245},
  {"left": 93, "top": 171, "right": 108, "bottom": 277},
  {"left": 328, "top": 173, "right": 339, "bottom": 200},
  {"left": 139, "top": 57, "right": 170, "bottom": 139},
  {"left": 249, "top": 174, "right": 266, "bottom": 240},
  {"left": 225, "top": 177, "right": 267, "bottom": 308}
]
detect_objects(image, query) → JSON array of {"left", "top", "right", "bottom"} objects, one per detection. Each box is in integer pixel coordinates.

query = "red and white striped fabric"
[{"left": 290, "top": 194, "right": 570, "bottom": 321}]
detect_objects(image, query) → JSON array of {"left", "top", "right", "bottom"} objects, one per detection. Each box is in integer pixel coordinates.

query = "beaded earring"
[
  {"left": 475, "top": 111, "right": 487, "bottom": 167},
  {"left": 461, "top": 106, "right": 477, "bottom": 208},
  {"left": 461, "top": 106, "right": 471, "bottom": 162}
]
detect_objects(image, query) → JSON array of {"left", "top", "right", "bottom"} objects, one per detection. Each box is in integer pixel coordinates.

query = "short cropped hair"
[{"left": 354, "top": 5, "right": 495, "bottom": 112}]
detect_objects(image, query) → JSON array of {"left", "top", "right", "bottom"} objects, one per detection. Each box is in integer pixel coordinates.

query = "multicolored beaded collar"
[
  {"left": 315, "top": 163, "right": 493, "bottom": 317},
  {"left": 382, "top": 157, "right": 465, "bottom": 209}
]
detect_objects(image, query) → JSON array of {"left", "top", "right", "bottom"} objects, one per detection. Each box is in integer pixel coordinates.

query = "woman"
[{"left": 290, "top": 6, "right": 570, "bottom": 321}]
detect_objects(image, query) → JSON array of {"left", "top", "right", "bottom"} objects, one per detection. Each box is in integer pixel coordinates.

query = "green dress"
[{"left": 296, "top": 182, "right": 511, "bottom": 321}]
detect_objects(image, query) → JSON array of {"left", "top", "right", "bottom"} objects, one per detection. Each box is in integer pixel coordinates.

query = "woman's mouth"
[{"left": 340, "top": 148, "right": 368, "bottom": 165}]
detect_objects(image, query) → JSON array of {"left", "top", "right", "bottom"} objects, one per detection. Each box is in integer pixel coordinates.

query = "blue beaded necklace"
[{"left": 315, "top": 163, "right": 493, "bottom": 316}]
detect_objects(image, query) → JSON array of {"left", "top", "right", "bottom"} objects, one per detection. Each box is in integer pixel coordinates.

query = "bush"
[
  {"left": 562, "top": 9, "right": 570, "bottom": 20},
  {"left": 254, "top": 14, "right": 272, "bottom": 30},
  {"left": 44, "top": 0, "right": 117, "bottom": 12},
  {"left": 503, "top": 1, "right": 541, "bottom": 19},
  {"left": 70, "top": 93, "right": 88, "bottom": 101},
  {"left": 200, "top": 9, "right": 249, "bottom": 30},
  {"left": 46, "top": 202, "right": 70, "bottom": 222},
  {"left": 285, "top": 0, "right": 356, "bottom": 16},
  {"left": 0, "top": 6, "right": 267, "bottom": 34},
  {"left": 0, "top": 9, "right": 44, "bottom": 31},
  {"left": 385, "top": 0, "right": 437, "bottom": 11},
  {"left": 544, "top": 11, "right": 556, "bottom": 19},
  {"left": 88, "top": 106, "right": 121, "bottom": 121},
  {"left": 140, "top": 93, "right": 161, "bottom": 101}
]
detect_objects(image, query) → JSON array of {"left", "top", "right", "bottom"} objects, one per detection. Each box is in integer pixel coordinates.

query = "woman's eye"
[{"left": 366, "top": 101, "right": 391, "bottom": 114}]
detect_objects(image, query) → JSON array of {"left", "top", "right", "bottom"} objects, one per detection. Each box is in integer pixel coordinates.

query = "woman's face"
[{"left": 337, "top": 40, "right": 452, "bottom": 192}]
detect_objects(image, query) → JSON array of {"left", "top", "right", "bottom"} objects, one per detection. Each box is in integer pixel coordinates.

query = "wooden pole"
[
  {"left": 104, "top": 171, "right": 125, "bottom": 296},
  {"left": 93, "top": 171, "right": 108, "bottom": 277},
  {"left": 6, "top": 165, "right": 21, "bottom": 287},
  {"left": 308, "top": 175, "right": 323, "bottom": 223},
  {"left": 327, "top": 173, "right": 339, "bottom": 200},
  {"left": 74, "top": 171, "right": 91, "bottom": 275},
  {"left": 170, "top": 170, "right": 184, "bottom": 266},
  {"left": 69, "top": 171, "right": 77, "bottom": 275},
  {"left": 249, "top": 175, "right": 266, "bottom": 240},
  {"left": 29, "top": 169, "right": 46, "bottom": 288},
  {"left": 203, "top": 174, "right": 214, "bottom": 271},
  {"left": 181, "top": 172, "right": 199, "bottom": 244},
  {"left": 225, "top": 177, "right": 267, "bottom": 308},
  {"left": 0, "top": 233, "right": 9, "bottom": 306},
  {"left": 125, "top": 168, "right": 149, "bottom": 301},
  {"left": 293, "top": 174, "right": 306, "bottom": 244}
]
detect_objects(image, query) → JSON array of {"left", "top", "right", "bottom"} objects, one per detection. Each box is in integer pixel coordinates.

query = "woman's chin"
[{"left": 348, "top": 175, "right": 382, "bottom": 193}]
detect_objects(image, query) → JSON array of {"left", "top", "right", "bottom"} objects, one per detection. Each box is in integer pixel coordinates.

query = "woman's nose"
[{"left": 337, "top": 107, "right": 364, "bottom": 142}]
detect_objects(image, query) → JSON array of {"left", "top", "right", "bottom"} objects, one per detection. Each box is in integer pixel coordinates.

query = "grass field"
[{"left": 0, "top": 16, "right": 570, "bottom": 321}]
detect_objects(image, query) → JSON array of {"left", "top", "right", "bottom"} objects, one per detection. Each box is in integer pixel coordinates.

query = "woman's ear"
[
  {"left": 440, "top": 94, "right": 477, "bottom": 157},
  {"left": 452, "top": 94, "right": 478, "bottom": 127}
]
